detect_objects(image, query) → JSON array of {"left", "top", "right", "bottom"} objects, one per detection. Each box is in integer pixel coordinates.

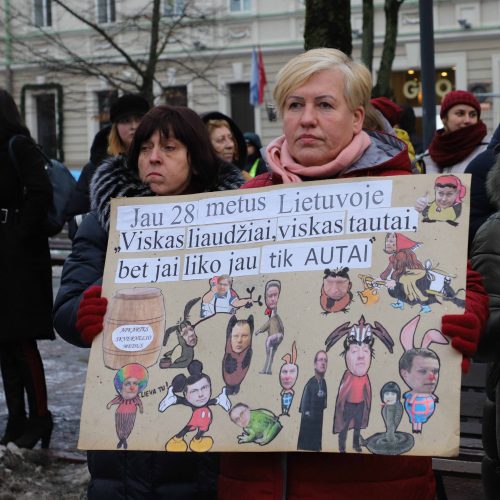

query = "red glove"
[
  {"left": 76, "top": 285, "right": 108, "bottom": 346},
  {"left": 441, "top": 311, "right": 480, "bottom": 374}
]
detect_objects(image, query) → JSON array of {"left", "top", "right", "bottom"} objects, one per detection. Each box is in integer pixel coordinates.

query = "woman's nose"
[
  {"left": 300, "top": 103, "right": 317, "bottom": 126},
  {"left": 149, "top": 146, "right": 161, "bottom": 162}
]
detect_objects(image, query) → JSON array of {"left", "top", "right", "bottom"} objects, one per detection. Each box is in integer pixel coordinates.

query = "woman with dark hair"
[
  {"left": 53, "top": 105, "right": 244, "bottom": 498},
  {"left": 0, "top": 89, "right": 54, "bottom": 448}
]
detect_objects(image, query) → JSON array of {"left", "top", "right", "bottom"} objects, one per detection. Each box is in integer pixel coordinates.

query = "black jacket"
[
  {"left": 53, "top": 155, "right": 244, "bottom": 498},
  {"left": 65, "top": 126, "right": 111, "bottom": 238},
  {"left": 0, "top": 134, "right": 54, "bottom": 341}
]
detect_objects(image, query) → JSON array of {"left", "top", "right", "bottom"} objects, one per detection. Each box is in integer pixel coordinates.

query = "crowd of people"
[{"left": 1, "top": 45, "right": 499, "bottom": 499}]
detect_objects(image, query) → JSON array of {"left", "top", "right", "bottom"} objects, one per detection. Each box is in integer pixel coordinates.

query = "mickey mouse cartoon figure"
[{"left": 159, "top": 360, "right": 231, "bottom": 452}]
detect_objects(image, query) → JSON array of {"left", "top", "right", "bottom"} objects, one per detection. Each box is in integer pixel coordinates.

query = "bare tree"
[
  {"left": 361, "top": 0, "right": 374, "bottom": 72},
  {"left": 372, "top": 0, "right": 405, "bottom": 97},
  {"left": 304, "top": 0, "right": 352, "bottom": 56},
  {"left": 2, "top": 0, "right": 220, "bottom": 104}
]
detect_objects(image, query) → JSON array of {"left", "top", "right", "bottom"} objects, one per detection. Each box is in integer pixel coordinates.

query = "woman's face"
[
  {"left": 116, "top": 114, "right": 143, "bottom": 149},
  {"left": 282, "top": 69, "right": 364, "bottom": 167},
  {"left": 138, "top": 129, "right": 191, "bottom": 195},
  {"left": 442, "top": 104, "right": 478, "bottom": 133},
  {"left": 210, "top": 126, "right": 235, "bottom": 162}
]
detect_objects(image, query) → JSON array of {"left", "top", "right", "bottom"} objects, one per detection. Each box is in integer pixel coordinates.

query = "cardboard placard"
[{"left": 79, "top": 174, "right": 470, "bottom": 456}]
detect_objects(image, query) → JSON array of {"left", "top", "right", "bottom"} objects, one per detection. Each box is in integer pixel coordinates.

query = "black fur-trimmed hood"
[
  {"left": 486, "top": 154, "right": 500, "bottom": 210},
  {"left": 90, "top": 155, "right": 244, "bottom": 231}
]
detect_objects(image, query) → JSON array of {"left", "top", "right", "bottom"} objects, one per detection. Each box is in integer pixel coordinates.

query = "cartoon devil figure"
[{"left": 326, "top": 315, "right": 394, "bottom": 453}]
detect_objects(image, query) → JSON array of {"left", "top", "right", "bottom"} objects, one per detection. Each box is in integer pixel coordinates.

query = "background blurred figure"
[
  {"left": 0, "top": 89, "right": 53, "bottom": 449},
  {"left": 370, "top": 97, "right": 420, "bottom": 170},
  {"left": 399, "top": 104, "right": 423, "bottom": 155},
  {"left": 469, "top": 153, "right": 500, "bottom": 499},
  {"left": 65, "top": 93, "right": 149, "bottom": 239},
  {"left": 465, "top": 123, "right": 500, "bottom": 251},
  {"left": 243, "top": 132, "right": 268, "bottom": 178},
  {"left": 420, "top": 90, "right": 490, "bottom": 174},
  {"left": 202, "top": 111, "right": 248, "bottom": 179}
]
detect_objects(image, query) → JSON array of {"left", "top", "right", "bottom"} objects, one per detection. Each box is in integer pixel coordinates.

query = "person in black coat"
[
  {"left": 53, "top": 105, "right": 244, "bottom": 499},
  {"left": 465, "top": 123, "right": 500, "bottom": 252},
  {"left": 65, "top": 94, "right": 150, "bottom": 239},
  {"left": 243, "top": 132, "right": 268, "bottom": 178},
  {"left": 0, "top": 89, "right": 54, "bottom": 448}
]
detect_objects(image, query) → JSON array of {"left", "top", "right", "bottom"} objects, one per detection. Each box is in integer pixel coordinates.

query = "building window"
[
  {"left": 163, "top": 0, "right": 184, "bottom": 17},
  {"left": 35, "top": 93, "right": 58, "bottom": 158},
  {"left": 229, "top": 0, "right": 251, "bottom": 13},
  {"left": 164, "top": 86, "right": 188, "bottom": 107},
  {"left": 229, "top": 83, "right": 254, "bottom": 133},
  {"left": 96, "top": 90, "right": 118, "bottom": 129},
  {"left": 97, "top": 0, "right": 116, "bottom": 24},
  {"left": 34, "top": 0, "right": 52, "bottom": 27}
]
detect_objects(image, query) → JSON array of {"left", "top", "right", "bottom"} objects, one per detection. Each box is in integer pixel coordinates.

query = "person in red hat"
[{"left": 420, "top": 90, "right": 490, "bottom": 174}]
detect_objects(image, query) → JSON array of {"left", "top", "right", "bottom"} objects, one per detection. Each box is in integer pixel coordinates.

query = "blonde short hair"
[
  {"left": 107, "top": 123, "right": 127, "bottom": 156},
  {"left": 273, "top": 48, "right": 372, "bottom": 115}
]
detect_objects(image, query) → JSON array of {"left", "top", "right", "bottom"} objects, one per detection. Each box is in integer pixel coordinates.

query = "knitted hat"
[
  {"left": 440, "top": 90, "right": 481, "bottom": 119},
  {"left": 370, "top": 97, "right": 403, "bottom": 126},
  {"left": 110, "top": 94, "right": 150, "bottom": 123}
]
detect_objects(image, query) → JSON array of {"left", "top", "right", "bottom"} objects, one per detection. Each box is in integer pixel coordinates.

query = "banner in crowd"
[{"left": 79, "top": 173, "right": 470, "bottom": 457}]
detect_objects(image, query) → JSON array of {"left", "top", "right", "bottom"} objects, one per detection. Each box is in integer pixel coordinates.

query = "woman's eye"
[
  {"left": 140, "top": 145, "right": 152, "bottom": 152},
  {"left": 288, "top": 101, "right": 302, "bottom": 110},
  {"left": 319, "top": 101, "right": 333, "bottom": 109}
]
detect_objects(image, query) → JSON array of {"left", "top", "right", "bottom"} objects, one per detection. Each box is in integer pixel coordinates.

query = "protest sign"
[{"left": 79, "top": 173, "right": 469, "bottom": 456}]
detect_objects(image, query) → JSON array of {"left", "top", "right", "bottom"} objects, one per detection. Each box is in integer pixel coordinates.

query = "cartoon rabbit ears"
[
  {"left": 282, "top": 341, "right": 297, "bottom": 365},
  {"left": 400, "top": 315, "right": 449, "bottom": 351}
]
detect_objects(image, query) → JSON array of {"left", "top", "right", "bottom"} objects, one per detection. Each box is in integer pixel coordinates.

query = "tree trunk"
[
  {"left": 304, "top": 0, "right": 352, "bottom": 56},
  {"left": 361, "top": 0, "right": 374, "bottom": 72},
  {"left": 373, "top": 0, "right": 405, "bottom": 98}
]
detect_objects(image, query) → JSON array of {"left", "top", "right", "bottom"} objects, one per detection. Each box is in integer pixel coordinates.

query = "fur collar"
[
  {"left": 90, "top": 155, "right": 244, "bottom": 231},
  {"left": 486, "top": 154, "right": 500, "bottom": 210}
]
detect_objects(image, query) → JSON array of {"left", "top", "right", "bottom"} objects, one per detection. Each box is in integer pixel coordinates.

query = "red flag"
[{"left": 257, "top": 48, "right": 267, "bottom": 105}]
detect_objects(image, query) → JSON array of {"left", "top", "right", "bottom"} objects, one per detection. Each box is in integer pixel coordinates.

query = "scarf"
[
  {"left": 265, "top": 131, "right": 371, "bottom": 183},
  {"left": 428, "top": 121, "right": 487, "bottom": 168}
]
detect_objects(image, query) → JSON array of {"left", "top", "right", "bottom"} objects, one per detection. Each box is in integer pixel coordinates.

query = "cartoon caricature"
[
  {"left": 160, "top": 298, "right": 201, "bottom": 369},
  {"left": 399, "top": 315, "right": 449, "bottom": 433},
  {"left": 379, "top": 232, "right": 432, "bottom": 314},
  {"left": 320, "top": 268, "right": 353, "bottom": 314},
  {"left": 297, "top": 350, "right": 328, "bottom": 451},
  {"left": 256, "top": 280, "right": 284, "bottom": 375},
  {"left": 223, "top": 315, "right": 254, "bottom": 395},
  {"left": 326, "top": 315, "right": 394, "bottom": 453},
  {"left": 158, "top": 360, "right": 231, "bottom": 452},
  {"left": 279, "top": 342, "right": 298, "bottom": 416},
  {"left": 415, "top": 175, "right": 466, "bottom": 226},
  {"left": 357, "top": 274, "right": 386, "bottom": 305},
  {"left": 229, "top": 403, "right": 283, "bottom": 446},
  {"left": 107, "top": 363, "right": 148, "bottom": 449},
  {"left": 362, "top": 381, "right": 414, "bottom": 455},
  {"left": 200, "top": 275, "right": 254, "bottom": 318}
]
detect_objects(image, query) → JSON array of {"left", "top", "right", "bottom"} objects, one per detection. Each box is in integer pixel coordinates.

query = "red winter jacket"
[{"left": 218, "top": 133, "right": 489, "bottom": 500}]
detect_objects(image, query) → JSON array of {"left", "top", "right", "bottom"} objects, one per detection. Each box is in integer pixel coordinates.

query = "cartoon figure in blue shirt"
[{"left": 279, "top": 342, "right": 298, "bottom": 416}]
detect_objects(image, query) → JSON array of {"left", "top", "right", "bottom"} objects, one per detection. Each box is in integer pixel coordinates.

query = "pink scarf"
[{"left": 265, "top": 131, "right": 371, "bottom": 183}]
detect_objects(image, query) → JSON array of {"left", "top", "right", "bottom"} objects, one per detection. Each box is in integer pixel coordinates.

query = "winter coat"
[
  {"left": 421, "top": 137, "right": 490, "bottom": 175},
  {"left": 65, "top": 126, "right": 111, "bottom": 239},
  {"left": 470, "top": 153, "right": 500, "bottom": 499},
  {"left": 218, "top": 130, "right": 488, "bottom": 500},
  {"left": 0, "top": 133, "right": 54, "bottom": 341},
  {"left": 465, "top": 124, "right": 500, "bottom": 251},
  {"left": 53, "top": 154, "right": 244, "bottom": 498}
]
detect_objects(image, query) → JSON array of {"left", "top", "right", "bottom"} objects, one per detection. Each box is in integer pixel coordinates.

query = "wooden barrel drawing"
[{"left": 102, "top": 287, "right": 166, "bottom": 369}]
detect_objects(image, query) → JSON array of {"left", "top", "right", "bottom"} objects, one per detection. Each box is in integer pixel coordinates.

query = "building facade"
[{"left": 1, "top": 0, "right": 499, "bottom": 167}]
